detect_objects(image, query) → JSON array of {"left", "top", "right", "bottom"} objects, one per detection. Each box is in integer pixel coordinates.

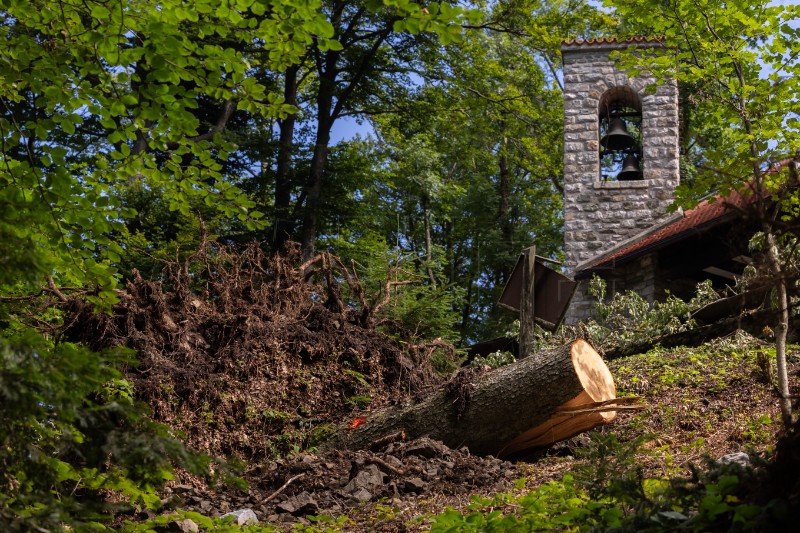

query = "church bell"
[
  {"left": 600, "top": 118, "right": 636, "bottom": 152},
  {"left": 616, "top": 153, "right": 642, "bottom": 181}
]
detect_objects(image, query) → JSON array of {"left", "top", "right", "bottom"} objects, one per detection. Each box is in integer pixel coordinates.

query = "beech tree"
[
  {"left": 266, "top": 1, "right": 478, "bottom": 258},
  {"left": 608, "top": 0, "right": 800, "bottom": 425}
]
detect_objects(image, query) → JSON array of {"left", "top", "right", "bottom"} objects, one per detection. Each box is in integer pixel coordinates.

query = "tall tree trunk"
[
  {"left": 497, "top": 135, "right": 513, "bottom": 254},
  {"left": 422, "top": 196, "right": 437, "bottom": 289},
  {"left": 733, "top": 50, "right": 793, "bottom": 427},
  {"left": 443, "top": 220, "right": 454, "bottom": 285},
  {"left": 518, "top": 246, "right": 536, "bottom": 359},
  {"left": 459, "top": 242, "right": 481, "bottom": 337},
  {"left": 272, "top": 65, "right": 299, "bottom": 254},
  {"left": 300, "top": 68, "right": 335, "bottom": 261},
  {"left": 296, "top": 9, "right": 391, "bottom": 261}
]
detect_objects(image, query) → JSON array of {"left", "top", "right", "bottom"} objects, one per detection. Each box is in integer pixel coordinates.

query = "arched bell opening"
[{"left": 599, "top": 87, "right": 643, "bottom": 181}]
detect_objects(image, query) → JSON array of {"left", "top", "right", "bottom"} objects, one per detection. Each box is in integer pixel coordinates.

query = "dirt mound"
[{"left": 62, "top": 241, "right": 454, "bottom": 459}]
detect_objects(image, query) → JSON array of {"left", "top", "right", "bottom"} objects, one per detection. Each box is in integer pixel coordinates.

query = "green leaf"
[
  {"left": 91, "top": 4, "right": 111, "bottom": 19},
  {"left": 251, "top": 1, "right": 265, "bottom": 16}
]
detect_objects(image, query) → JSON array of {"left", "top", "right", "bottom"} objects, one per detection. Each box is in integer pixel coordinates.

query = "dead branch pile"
[{"left": 62, "top": 242, "right": 452, "bottom": 460}]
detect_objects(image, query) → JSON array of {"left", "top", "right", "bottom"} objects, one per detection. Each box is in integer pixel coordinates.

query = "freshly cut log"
[{"left": 323, "top": 339, "right": 621, "bottom": 457}]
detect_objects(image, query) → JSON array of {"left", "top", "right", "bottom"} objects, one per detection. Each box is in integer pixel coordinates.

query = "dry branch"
[{"left": 263, "top": 474, "right": 305, "bottom": 504}]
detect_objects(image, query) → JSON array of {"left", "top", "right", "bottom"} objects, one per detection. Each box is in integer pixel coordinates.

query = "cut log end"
[
  {"left": 498, "top": 339, "right": 616, "bottom": 457},
  {"left": 572, "top": 339, "right": 616, "bottom": 407}
]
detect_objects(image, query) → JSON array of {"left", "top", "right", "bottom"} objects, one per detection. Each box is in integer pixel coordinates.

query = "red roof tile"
[{"left": 578, "top": 196, "right": 742, "bottom": 274}]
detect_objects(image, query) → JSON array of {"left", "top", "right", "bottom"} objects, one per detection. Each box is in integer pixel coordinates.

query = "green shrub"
[
  {"left": 470, "top": 350, "right": 516, "bottom": 369},
  {"left": 0, "top": 332, "right": 210, "bottom": 531},
  {"left": 428, "top": 430, "right": 791, "bottom": 532}
]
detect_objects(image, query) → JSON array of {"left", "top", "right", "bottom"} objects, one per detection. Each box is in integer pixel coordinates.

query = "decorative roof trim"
[{"left": 561, "top": 36, "right": 664, "bottom": 53}]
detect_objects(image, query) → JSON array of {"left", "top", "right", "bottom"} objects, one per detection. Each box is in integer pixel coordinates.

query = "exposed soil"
[
  {"left": 159, "top": 437, "right": 529, "bottom": 532},
  {"left": 151, "top": 332, "right": 798, "bottom": 531}
]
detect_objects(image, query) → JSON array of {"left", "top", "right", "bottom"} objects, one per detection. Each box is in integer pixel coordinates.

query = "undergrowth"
[
  {"left": 426, "top": 432, "right": 781, "bottom": 532},
  {"left": 471, "top": 277, "right": 728, "bottom": 367},
  {"left": 425, "top": 331, "right": 798, "bottom": 532}
]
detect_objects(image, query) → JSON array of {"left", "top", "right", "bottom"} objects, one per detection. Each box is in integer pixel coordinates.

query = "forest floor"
[
  {"left": 64, "top": 247, "right": 797, "bottom": 531},
  {"left": 156, "top": 332, "right": 797, "bottom": 532}
]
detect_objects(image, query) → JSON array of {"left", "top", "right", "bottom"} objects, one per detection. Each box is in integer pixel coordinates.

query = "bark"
[
  {"left": 272, "top": 65, "right": 299, "bottom": 253},
  {"left": 459, "top": 274, "right": 474, "bottom": 336},
  {"left": 422, "top": 196, "right": 437, "bottom": 289},
  {"left": 724, "top": 44, "right": 794, "bottom": 427},
  {"left": 298, "top": 18, "right": 392, "bottom": 261},
  {"left": 322, "top": 339, "right": 618, "bottom": 457},
  {"left": 518, "top": 246, "right": 536, "bottom": 359},
  {"left": 497, "top": 135, "right": 513, "bottom": 252},
  {"left": 765, "top": 231, "right": 793, "bottom": 427},
  {"left": 300, "top": 63, "right": 335, "bottom": 262}
]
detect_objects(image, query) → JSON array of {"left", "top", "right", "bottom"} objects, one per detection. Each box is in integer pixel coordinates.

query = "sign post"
[{"left": 519, "top": 246, "right": 536, "bottom": 359}]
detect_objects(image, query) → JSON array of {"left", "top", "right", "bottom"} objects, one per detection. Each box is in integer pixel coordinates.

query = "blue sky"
[{"left": 330, "top": 115, "right": 374, "bottom": 143}]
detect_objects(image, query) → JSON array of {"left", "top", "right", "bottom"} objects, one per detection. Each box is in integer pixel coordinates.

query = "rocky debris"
[
  {"left": 160, "top": 437, "right": 524, "bottom": 530},
  {"left": 276, "top": 492, "right": 319, "bottom": 516},
  {"left": 171, "top": 484, "right": 194, "bottom": 495},
  {"left": 343, "top": 464, "right": 385, "bottom": 496},
  {"left": 404, "top": 477, "right": 425, "bottom": 494},
  {"left": 161, "top": 517, "right": 199, "bottom": 533}
]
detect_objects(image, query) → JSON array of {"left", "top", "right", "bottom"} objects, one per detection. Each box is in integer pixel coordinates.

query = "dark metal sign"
[{"left": 498, "top": 254, "right": 578, "bottom": 331}]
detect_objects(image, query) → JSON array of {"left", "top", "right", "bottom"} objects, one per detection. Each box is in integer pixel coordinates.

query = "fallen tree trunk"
[{"left": 323, "top": 339, "right": 623, "bottom": 458}]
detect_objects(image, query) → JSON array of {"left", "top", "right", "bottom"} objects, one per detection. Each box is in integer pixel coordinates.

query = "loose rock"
[
  {"left": 275, "top": 492, "right": 319, "bottom": 516},
  {"left": 160, "top": 517, "right": 199, "bottom": 533},
  {"left": 717, "top": 452, "right": 751, "bottom": 467},
  {"left": 344, "top": 464, "right": 385, "bottom": 493},
  {"left": 350, "top": 488, "right": 373, "bottom": 503},
  {"left": 220, "top": 508, "right": 259, "bottom": 526},
  {"left": 403, "top": 477, "right": 426, "bottom": 494}
]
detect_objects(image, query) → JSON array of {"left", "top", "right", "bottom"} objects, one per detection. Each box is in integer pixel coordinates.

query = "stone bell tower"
[{"left": 561, "top": 38, "right": 680, "bottom": 320}]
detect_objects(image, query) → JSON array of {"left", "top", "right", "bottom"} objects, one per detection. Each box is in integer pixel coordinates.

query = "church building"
[{"left": 561, "top": 38, "right": 754, "bottom": 323}]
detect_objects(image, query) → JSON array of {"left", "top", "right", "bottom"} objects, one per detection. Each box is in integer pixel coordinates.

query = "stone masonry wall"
[{"left": 561, "top": 42, "right": 680, "bottom": 276}]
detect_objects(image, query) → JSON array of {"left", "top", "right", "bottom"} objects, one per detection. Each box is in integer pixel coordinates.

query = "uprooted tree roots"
[{"left": 62, "top": 242, "right": 455, "bottom": 460}]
